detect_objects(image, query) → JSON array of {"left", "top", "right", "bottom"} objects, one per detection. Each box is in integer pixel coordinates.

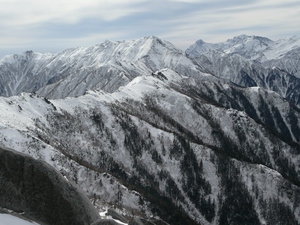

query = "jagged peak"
[
  {"left": 277, "top": 35, "right": 300, "bottom": 42},
  {"left": 96, "top": 39, "right": 117, "bottom": 48},
  {"left": 226, "top": 34, "right": 273, "bottom": 46},
  {"left": 195, "top": 39, "right": 206, "bottom": 45},
  {"left": 143, "top": 35, "right": 161, "bottom": 41},
  {"left": 186, "top": 39, "right": 217, "bottom": 57},
  {"left": 275, "top": 35, "right": 300, "bottom": 49},
  {"left": 229, "top": 34, "right": 250, "bottom": 41},
  {"left": 0, "top": 49, "right": 52, "bottom": 66},
  {"left": 186, "top": 34, "right": 277, "bottom": 59},
  {"left": 137, "top": 35, "right": 181, "bottom": 52}
]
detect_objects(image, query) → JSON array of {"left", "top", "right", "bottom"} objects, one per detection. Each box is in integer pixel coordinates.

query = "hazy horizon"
[{"left": 1, "top": 0, "right": 300, "bottom": 57}]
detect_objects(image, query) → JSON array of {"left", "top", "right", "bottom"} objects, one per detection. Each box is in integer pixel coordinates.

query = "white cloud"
[
  {"left": 0, "top": 0, "right": 146, "bottom": 26},
  {"left": 0, "top": 0, "right": 300, "bottom": 56},
  {"left": 0, "top": 31, "right": 128, "bottom": 56},
  {"left": 167, "top": 0, "right": 217, "bottom": 2},
  {"left": 160, "top": 0, "right": 300, "bottom": 45}
]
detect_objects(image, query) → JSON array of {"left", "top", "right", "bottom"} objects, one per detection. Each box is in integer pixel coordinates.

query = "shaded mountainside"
[
  {"left": 0, "top": 146, "right": 100, "bottom": 225},
  {"left": 0, "top": 69, "right": 300, "bottom": 225}
]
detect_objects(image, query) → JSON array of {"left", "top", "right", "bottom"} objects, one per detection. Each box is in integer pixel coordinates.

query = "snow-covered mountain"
[
  {"left": 186, "top": 34, "right": 300, "bottom": 63},
  {"left": 186, "top": 35, "right": 300, "bottom": 106},
  {"left": 1, "top": 35, "right": 300, "bottom": 225},
  {"left": 0, "top": 36, "right": 207, "bottom": 99},
  {"left": 1, "top": 34, "right": 300, "bottom": 107},
  {"left": 0, "top": 68, "right": 299, "bottom": 225}
]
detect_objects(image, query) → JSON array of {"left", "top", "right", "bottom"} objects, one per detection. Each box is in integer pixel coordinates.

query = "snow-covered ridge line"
[
  {"left": 186, "top": 34, "right": 300, "bottom": 106},
  {"left": 0, "top": 35, "right": 203, "bottom": 99},
  {"left": 186, "top": 34, "right": 300, "bottom": 61},
  {"left": 0, "top": 34, "right": 299, "bottom": 103},
  {"left": 0, "top": 64, "right": 300, "bottom": 224},
  {"left": 1, "top": 34, "right": 300, "bottom": 225}
]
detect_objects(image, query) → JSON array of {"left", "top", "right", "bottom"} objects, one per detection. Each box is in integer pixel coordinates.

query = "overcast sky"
[{"left": 1, "top": 0, "right": 300, "bottom": 56}]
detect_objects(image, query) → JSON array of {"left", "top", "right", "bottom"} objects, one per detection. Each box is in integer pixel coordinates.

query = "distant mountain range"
[
  {"left": 0, "top": 36, "right": 206, "bottom": 99},
  {"left": 0, "top": 35, "right": 300, "bottom": 225},
  {"left": 1, "top": 35, "right": 299, "bottom": 105},
  {"left": 186, "top": 35, "right": 300, "bottom": 106}
]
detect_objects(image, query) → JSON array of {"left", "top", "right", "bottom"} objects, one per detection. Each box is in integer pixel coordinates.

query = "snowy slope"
[
  {"left": 0, "top": 214, "right": 40, "bottom": 225},
  {"left": 0, "top": 51, "right": 53, "bottom": 96},
  {"left": 1, "top": 34, "right": 299, "bottom": 106},
  {"left": 0, "top": 36, "right": 206, "bottom": 99},
  {"left": 186, "top": 35, "right": 300, "bottom": 106},
  {"left": 0, "top": 68, "right": 299, "bottom": 225},
  {"left": 1, "top": 34, "right": 300, "bottom": 225},
  {"left": 186, "top": 34, "right": 300, "bottom": 61}
]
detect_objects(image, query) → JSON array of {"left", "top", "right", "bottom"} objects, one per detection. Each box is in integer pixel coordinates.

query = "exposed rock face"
[{"left": 0, "top": 146, "right": 100, "bottom": 225}]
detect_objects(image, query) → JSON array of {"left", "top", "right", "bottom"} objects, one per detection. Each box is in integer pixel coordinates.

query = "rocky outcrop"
[{"left": 0, "top": 146, "right": 100, "bottom": 225}]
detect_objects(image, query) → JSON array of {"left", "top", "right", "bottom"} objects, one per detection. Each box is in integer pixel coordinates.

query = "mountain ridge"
[
  {"left": 1, "top": 34, "right": 300, "bottom": 105},
  {"left": 0, "top": 68, "right": 300, "bottom": 224},
  {"left": 186, "top": 34, "right": 300, "bottom": 107},
  {"left": 0, "top": 36, "right": 209, "bottom": 99},
  {"left": 1, "top": 35, "right": 300, "bottom": 225}
]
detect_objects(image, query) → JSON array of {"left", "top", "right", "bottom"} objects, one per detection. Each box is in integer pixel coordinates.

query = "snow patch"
[{"left": 0, "top": 214, "right": 40, "bottom": 225}]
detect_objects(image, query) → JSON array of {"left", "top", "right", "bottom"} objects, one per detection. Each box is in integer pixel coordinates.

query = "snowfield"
[{"left": 0, "top": 214, "right": 40, "bottom": 225}]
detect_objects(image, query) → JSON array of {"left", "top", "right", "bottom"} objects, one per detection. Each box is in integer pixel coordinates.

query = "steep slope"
[
  {"left": 0, "top": 51, "right": 53, "bottom": 96},
  {"left": 0, "top": 36, "right": 205, "bottom": 99},
  {"left": 263, "top": 37, "right": 300, "bottom": 77},
  {"left": 2, "top": 34, "right": 299, "bottom": 106},
  {"left": 0, "top": 69, "right": 299, "bottom": 225},
  {"left": 186, "top": 35, "right": 300, "bottom": 107},
  {"left": 186, "top": 34, "right": 300, "bottom": 63},
  {"left": 0, "top": 146, "right": 100, "bottom": 225},
  {"left": 186, "top": 35, "right": 273, "bottom": 60}
]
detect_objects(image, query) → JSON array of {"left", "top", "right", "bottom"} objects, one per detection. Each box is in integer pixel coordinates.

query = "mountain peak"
[
  {"left": 230, "top": 34, "right": 250, "bottom": 41},
  {"left": 140, "top": 35, "right": 179, "bottom": 51},
  {"left": 195, "top": 39, "right": 206, "bottom": 45},
  {"left": 144, "top": 35, "right": 161, "bottom": 40},
  {"left": 1, "top": 34, "right": 300, "bottom": 225},
  {"left": 186, "top": 34, "right": 276, "bottom": 60},
  {"left": 227, "top": 34, "right": 273, "bottom": 45}
]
